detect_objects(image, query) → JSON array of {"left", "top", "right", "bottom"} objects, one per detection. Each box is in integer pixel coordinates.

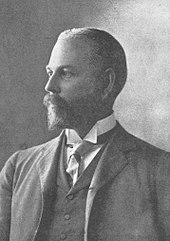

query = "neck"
[
  {"left": 73, "top": 110, "right": 113, "bottom": 139},
  {"left": 74, "top": 122, "right": 96, "bottom": 139}
]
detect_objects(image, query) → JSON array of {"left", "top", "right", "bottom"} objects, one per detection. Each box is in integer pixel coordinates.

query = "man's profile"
[{"left": 0, "top": 27, "right": 170, "bottom": 241}]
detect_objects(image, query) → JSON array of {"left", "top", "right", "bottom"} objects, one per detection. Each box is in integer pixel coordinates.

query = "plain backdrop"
[{"left": 0, "top": 0, "right": 169, "bottom": 170}]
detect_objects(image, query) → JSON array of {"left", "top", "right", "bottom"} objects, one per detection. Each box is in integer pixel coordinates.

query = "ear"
[{"left": 101, "top": 68, "right": 115, "bottom": 100}]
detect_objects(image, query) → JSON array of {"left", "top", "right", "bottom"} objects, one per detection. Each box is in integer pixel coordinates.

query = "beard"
[
  {"left": 43, "top": 91, "right": 102, "bottom": 132},
  {"left": 43, "top": 94, "right": 77, "bottom": 131}
]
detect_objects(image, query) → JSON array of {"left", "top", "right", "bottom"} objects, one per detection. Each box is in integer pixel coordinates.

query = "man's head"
[{"left": 43, "top": 27, "right": 127, "bottom": 133}]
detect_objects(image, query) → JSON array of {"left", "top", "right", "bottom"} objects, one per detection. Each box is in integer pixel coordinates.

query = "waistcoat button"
[
  {"left": 60, "top": 233, "right": 66, "bottom": 240},
  {"left": 64, "top": 214, "right": 70, "bottom": 220},
  {"left": 67, "top": 194, "right": 74, "bottom": 200}
]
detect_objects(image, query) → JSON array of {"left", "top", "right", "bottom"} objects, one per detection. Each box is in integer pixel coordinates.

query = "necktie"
[
  {"left": 66, "top": 151, "right": 81, "bottom": 185},
  {"left": 66, "top": 141, "right": 93, "bottom": 185}
]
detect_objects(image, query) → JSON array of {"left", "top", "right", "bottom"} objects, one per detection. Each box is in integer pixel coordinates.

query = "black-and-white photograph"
[{"left": 0, "top": 0, "right": 170, "bottom": 240}]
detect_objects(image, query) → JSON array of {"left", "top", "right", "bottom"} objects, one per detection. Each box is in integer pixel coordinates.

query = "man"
[{"left": 0, "top": 27, "right": 170, "bottom": 241}]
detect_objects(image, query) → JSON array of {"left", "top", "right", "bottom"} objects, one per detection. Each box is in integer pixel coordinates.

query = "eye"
[{"left": 60, "top": 69, "right": 73, "bottom": 79}]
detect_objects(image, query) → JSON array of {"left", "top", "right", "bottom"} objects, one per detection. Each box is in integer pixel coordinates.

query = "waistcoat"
[{"left": 35, "top": 142, "right": 104, "bottom": 241}]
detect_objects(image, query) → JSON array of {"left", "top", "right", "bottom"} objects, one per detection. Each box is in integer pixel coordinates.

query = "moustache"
[{"left": 43, "top": 94, "right": 68, "bottom": 109}]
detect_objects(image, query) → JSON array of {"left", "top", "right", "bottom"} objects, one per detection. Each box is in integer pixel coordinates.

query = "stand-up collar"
[{"left": 66, "top": 112, "right": 116, "bottom": 145}]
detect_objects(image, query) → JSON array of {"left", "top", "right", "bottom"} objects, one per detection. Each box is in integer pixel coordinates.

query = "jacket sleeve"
[
  {"left": 0, "top": 152, "right": 19, "bottom": 241},
  {"left": 155, "top": 151, "right": 170, "bottom": 239}
]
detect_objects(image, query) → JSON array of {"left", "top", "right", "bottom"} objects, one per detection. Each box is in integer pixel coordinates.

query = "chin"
[
  {"left": 47, "top": 106, "right": 69, "bottom": 131},
  {"left": 47, "top": 117, "right": 68, "bottom": 131}
]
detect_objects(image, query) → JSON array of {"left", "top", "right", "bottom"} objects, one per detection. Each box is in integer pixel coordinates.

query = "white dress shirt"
[{"left": 65, "top": 112, "right": 116, "bottom": 184}]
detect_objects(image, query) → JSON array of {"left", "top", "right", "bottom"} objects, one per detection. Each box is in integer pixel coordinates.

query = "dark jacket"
[{"left": 0, "top": 123, "right": 170, "bottom": 241}]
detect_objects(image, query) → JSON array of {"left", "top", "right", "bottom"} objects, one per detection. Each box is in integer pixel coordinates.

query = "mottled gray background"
[{"left": 0, "top": 0, "right": 170, "bottom": 170}]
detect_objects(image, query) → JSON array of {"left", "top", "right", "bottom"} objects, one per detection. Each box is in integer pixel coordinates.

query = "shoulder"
[
  {"left": 18, "top": 135, "right": 60, "bottom": 158},
  {"left": 2, "top": 131, "right": 65, "bottom": 170},
  {"left": 129, "top": 132, "right": 168, "bottom": 161},
  {"left": 114, "top": 123, "right": 170, "bottom": 192},
  {"left": 115, "top": 122, "right": 170, "bottom": 166}
]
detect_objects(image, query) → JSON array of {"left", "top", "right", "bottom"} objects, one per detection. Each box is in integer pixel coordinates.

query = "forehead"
[{"left": 48, "top": 38, "right": 101, "bottom": 69}]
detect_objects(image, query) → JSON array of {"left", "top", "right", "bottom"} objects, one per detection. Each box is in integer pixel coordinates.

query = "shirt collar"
[{"left": 66, "top": 112, "right": 116, "bottom": 145}]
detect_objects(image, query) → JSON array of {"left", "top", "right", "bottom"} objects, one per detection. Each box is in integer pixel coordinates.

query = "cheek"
[{"left": 60, "top": 79, "right": 97, "bottom": 101}]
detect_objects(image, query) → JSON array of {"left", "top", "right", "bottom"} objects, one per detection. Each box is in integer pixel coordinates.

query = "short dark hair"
[{"left": 58, "top": 27, "right": 127, "bottom": 97}]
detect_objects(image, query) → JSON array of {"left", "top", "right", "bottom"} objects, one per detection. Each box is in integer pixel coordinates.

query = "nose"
[{"left": 44, "top": 75, "right": 61, "bottom": 94}]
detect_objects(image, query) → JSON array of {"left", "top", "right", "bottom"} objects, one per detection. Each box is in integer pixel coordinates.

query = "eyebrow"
[{"left": 45, "top": 65, "right": 75, "bottom": 72}]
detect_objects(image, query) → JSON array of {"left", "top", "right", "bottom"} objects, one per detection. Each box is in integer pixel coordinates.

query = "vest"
[{"left": 35, "top": 141, "right": 106, "bottom": 241}]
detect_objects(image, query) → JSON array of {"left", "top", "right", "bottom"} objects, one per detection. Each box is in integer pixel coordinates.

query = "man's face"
[{"left": 43, "top": 37, "right": 103, "bottom": 131}]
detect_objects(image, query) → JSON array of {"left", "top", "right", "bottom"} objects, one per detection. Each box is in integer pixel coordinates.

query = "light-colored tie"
[
  {"left": 66, "top": 141, "right": 93, "bottom": 185},
  {"left": 66, "top": 151, "right": 81, "bottom": 185}
]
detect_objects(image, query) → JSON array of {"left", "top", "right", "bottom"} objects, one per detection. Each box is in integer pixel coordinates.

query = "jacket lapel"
[
  {"left": 84, "top": 123, "right": 137, "bottom": 241},
  {"left": 36, "top": 131, "right": 65, "bottom": 196}
]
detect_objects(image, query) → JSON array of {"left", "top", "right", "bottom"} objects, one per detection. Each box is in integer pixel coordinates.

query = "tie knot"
[
  {"left": 67, "top": 140, "right": 93, "bottom": 166},
  {"left": 70, "top": 151, "right": 81, "bottom": 164}
]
